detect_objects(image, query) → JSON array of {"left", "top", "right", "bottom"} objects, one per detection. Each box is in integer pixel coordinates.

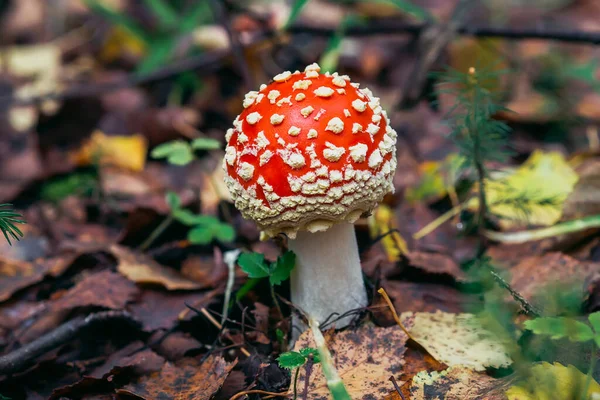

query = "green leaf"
[
  {"left": 277, "top": 351, "right": 307, "bottom": 369},
  {"left": 150, "top": 140, "right": 194, "bottom": 165},
  {"left": 269, "top": 251, "right": 296, "bottom": 286},
  {"left": 187, "top": 226, "right": 214, "bottom": 244},
  {"left": 299, "top": 347, "right": 321, "bottom": 364},
  {"left": 84, "top": 0, "right": 150, "bottom": 42},
  {"left": 285, "top": 0, "right": 311, "bottom": 28},
  {"left": 238, "top": 253, "right": 270, "bottom": 279},
  {"left": 589, "top": 312, "right": 600, "bottom": 334},
  {"left": 213, "top": 223, "right": 235, "bottom": 243},
  {"left": 165, "top": 191, "right": 181, "bottom": 210},
  {"left": 191, "top": 137, "right": 221, "bottom": 150},
  {"left": 145, "top": 0, "right": 179, "bottom": 29},
  {"left": 172, "top": 208, "right": 218, "bottom": 226},
  {"left": 524, "top": 317, "right": 595, "bottom": 343}
]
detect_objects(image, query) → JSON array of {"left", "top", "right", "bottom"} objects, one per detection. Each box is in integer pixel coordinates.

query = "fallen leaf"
[
  {"left": 291, "top": 323, "right": 408, "bottom": 399},
  {"left": 508, "top": 252, "right": 600, "bottom": 304},
  {"left": 562, "top": 158, "right": 600, "bottom": 220},
  {"left": 506, "top": 362, "right": 600, "bottom": 400},
  {"left": 469, "top": 151, "right": 578, "bottom": 229},
  {"left": 152, "top": 332, "right": 202, "bottom": 361},
  {"left": 89, "top": 341, "right": 165, "bottom": 379},
  {"left": 408, "top": 366, "right": 506, "bottom": 400},
  {"left": 406, "top": 251, "right": 468, "bottom": 282},
  {"left": 127, "top": 289, "right": 218, "bottom": 331},
  {"left": 401, "top": 311, "right": 513, "bottom": 371},
  {"left": 49, "top": 270, "right": 139, "bottom": 312},
  {"left": 72, "top": 130, "right": 148, "bottom": 172},
  {"left": 383, "top": 281, "right": 478, "bottom": 314},
  {"left": 0, "top": 255, "right": 75, "bottom": 303},
  {"left": 368, "top": 204, "right": 409, "bottom": 262},
  {"left": 117, "top": 356, "right": 236, "bottom": 400},
  {"left": 111, "top": 245, "right": 202, "bottom": 290}
]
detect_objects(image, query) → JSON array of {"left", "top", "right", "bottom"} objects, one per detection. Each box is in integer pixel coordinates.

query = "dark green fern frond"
[{"left": 0, "top": 204, "right": 25, "bottom": 245}]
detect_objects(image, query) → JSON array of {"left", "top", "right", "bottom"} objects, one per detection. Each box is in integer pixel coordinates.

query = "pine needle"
[{"left": 0, "top": 204, "right": 25, "bottom": 245}]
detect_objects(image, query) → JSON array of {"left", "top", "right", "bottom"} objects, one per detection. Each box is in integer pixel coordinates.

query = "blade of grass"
[
  {"left": 84, "top": 0, "right": 150, "bottom": 43},
  {"left": 374, "top": 0, "right": 433, "bottom": 22},
  {"left": 179, "top": 1, "right": 213, "bottom": 33},
  {"left": 285, "top": 0, "right": 311, "bottom": 29},
  {"left": 145, "top": 0, "right": 180, "bottom": 29},
  {"left": 484, "top": 214, "right": 600, "bottom": 244}
]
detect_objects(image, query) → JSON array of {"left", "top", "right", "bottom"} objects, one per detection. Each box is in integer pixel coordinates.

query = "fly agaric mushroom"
[{"left": 223, "top": 63, "right": 397, "bottom": 328}]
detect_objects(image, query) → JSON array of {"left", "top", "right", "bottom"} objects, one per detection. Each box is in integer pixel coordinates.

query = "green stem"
[
  {"left": 484, "top": 214, "right": 600, "bottom": 244},
  {"left": 308, "top": 318, "right": 351, "bottom": 400},
  {"left": 139, "top": 215, "right": 173, "bottom": 251}
]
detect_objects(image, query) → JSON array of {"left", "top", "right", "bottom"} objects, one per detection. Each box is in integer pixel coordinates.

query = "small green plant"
[
  {"left": 238, "top": 251, "right": 296, "bottom": 319},
  {"left": 524, "top": 313, "right": 600, "bottom": 399},
  {"left": 167, "top": 191, "right": 234, "bottom": 245},
  {"left": 278, "top": 347, "right": 321, "bottom": 400},
  {"left": 0, "top": 204, "right": 25, "bottom": 245},
  {"left": 151, "top": 138, "right": 221, "bottom": 166}
]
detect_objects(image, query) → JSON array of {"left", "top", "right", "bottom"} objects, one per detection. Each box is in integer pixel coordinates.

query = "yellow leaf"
[
  {"left": 405, "top": 154, "right": 463, "bottom": 204},
  {"left": 368, "top": 204, "right": 409, "bottom": 262},
  {"left": 100, "top": 26, "right": 147, "bottom": 63},
  {"left": 469, "top": 150, "right": 578, "bottom": 229},
  {"left": 507, "top": 362, "right": 600, "bottom": 400},
  {"left": 72, "top": 130, "right": 148, "bottom": 172},
  {"left": 401, "top": 311, "right": 513, "bottom": 371}
]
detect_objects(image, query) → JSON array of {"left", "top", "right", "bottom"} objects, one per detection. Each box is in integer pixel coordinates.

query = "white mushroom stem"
[{"left": 287, "top": 222, "right": 368, "bottom": 329}]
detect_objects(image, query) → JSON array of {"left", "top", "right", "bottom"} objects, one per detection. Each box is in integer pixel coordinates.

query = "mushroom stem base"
[{"left": 288, "top": 222, "right": 367, "bottom": 330}]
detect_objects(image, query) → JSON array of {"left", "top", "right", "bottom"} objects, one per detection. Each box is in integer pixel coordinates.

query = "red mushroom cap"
[{"left": 223, "top": 63, "right": 397, "bottom": 238}]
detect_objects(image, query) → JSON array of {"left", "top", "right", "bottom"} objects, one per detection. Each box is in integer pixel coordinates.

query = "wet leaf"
[
  {"left": 401, "top": 311, "right": 513, "bottom": 371},
  {"left": 506, "top": 362, "right": 600, "bottom": 400},
  {"left": 117, "top": 356, "right": 236, "bottom": 400},
  {"left": 291, "top": 324, "right": 408, "bottom": 398},
  {"left": 111, "top": 245, "right": 202, "bottom": 290}
]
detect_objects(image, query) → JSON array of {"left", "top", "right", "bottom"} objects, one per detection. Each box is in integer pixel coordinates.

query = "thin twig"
[
  {"left": 287, "top": 20, "right": 600, "bottom": 44},
  {"left": 389, "top": 376, "right": 406, "bottom": 400},
  {"left": 377, "top": 288, "right": 412, "bottom": 339},
  {"left": 0, "top": 311, "right": 136, "bottom": 375},
  {"left": 138, "top": 216, "right": 173, "bottom": 251},
  {"left": 229, "top": 389, "right": 289, "bottom": 400},
  {"left": 302, "top": 356, "right": 315, "bottom": 400}
]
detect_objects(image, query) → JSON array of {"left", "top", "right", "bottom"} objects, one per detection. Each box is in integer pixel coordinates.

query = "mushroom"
[{"left": 223, "top": 63, "right": 397, "bottom": 328}]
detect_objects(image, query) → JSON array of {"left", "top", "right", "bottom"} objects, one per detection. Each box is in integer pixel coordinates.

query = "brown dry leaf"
[
  {"left": 127, "top": 289, "right": 218, "bottom": 331},
  {"left": 0, "top": 255, "right": 76, "bottom": 303},
  {"left": 291, "top": 323, "right": 408, "bottom": 399},
  {"left": 562, "top": 159, "right": 600, "bottom": 220},
  {"left": 401, "top": 311, "right": 513, "bottom": 371},
  {"left": 72, "top": 130, "right": 148, "bottom": 172},
  {"left": 90, "top": 341, "right": 165, "bottom": 379},
  {"left": 407, "top": 251, "right": 467, "bottom": 282},
  {"left": 408, "top": 366, "right": 506, "bottom": 400},
  {"left": 383, "top": 281, "right": 478, "bottom": 314},
  {"left": 111, "top": 245, "right": 202, "bottom": 290},
  {"left": 509, "top": 252, "right": 600, "bottom": 303},
  {"left": 117, "top": 355, "right": 236, "bottom": 400},
  {"left": 49, "top": 270, "right": 139, "bottom": 312}
]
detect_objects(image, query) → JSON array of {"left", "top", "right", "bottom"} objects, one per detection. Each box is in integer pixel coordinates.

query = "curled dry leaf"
[
  {"left": 111, "top": 245, "right": 202, "bottom": 291},
  {"left": 408, "top": 366, "right": 507, "bottom": 400},
  {"left": 117, "top": 355, "right": 236, "bottom": 400},
  {"left": 406, "top": 251, "right": 467, "bottom": 282},
  {"left": 0, "top": 255, "right": 76, "bottom": 303},
  {"left": 291, "top": 323, "right": 408, "bottom": 399},
  {"left": 401, "top": 311, "right": 513, "bottom": 371}
]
